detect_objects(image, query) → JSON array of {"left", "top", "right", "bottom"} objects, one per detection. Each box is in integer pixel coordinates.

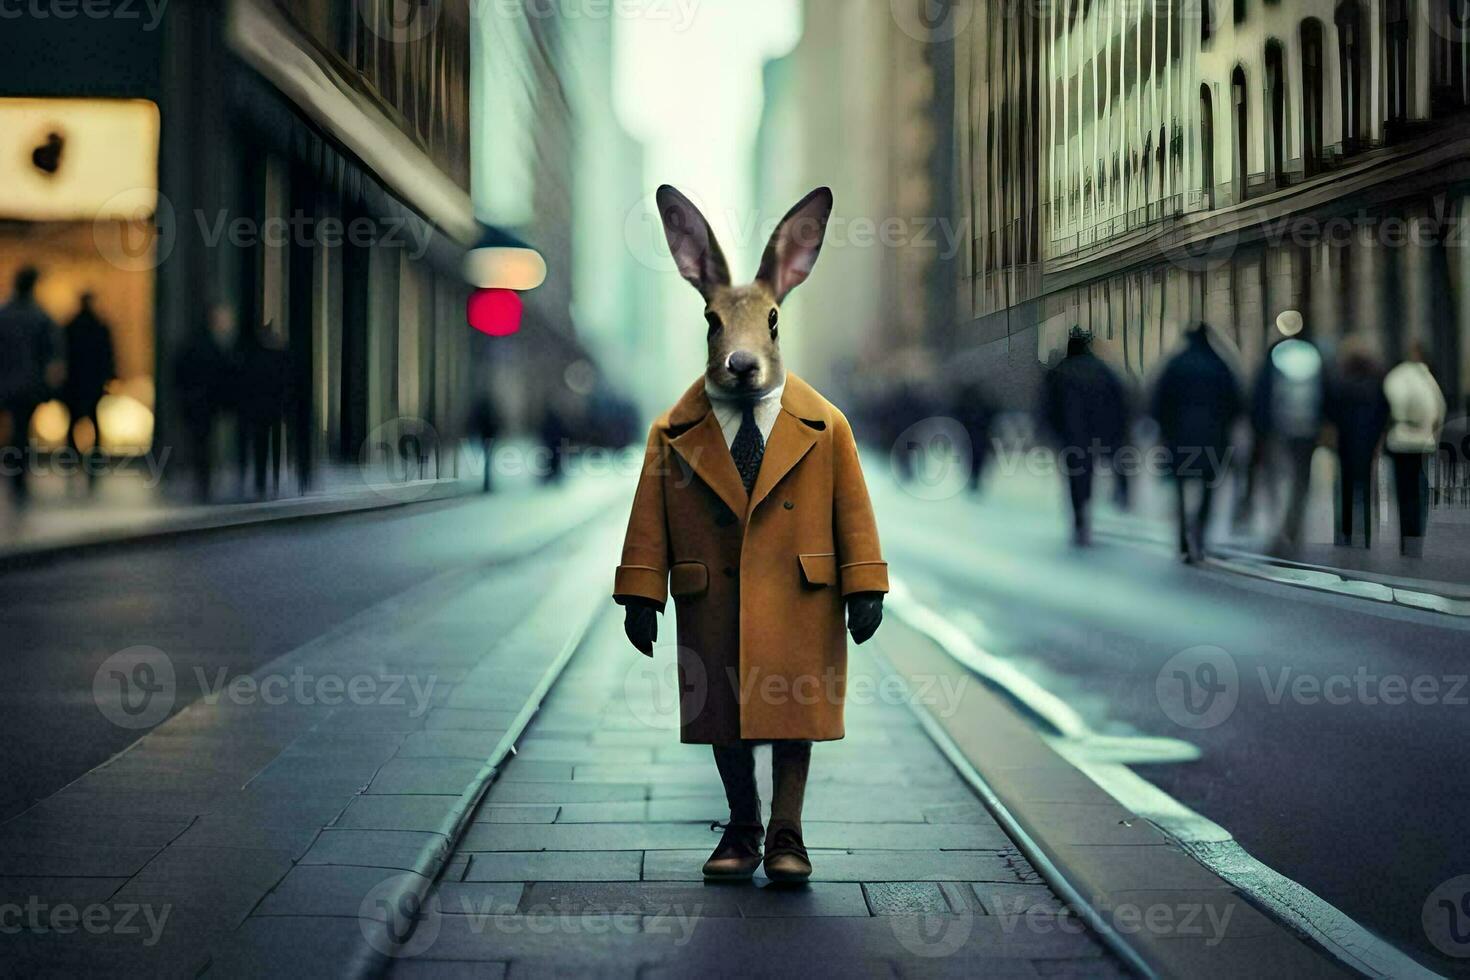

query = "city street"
[
  {"left": 872, "top": 468, "right": 1470, "bottom": 975},
  {"left": 9, "top": 0, "right": 1470, "bottom": 976},
  {"left": 6, "top": 461, "right": 1460, "bottom": 975},
  {"left": 0, "top": 479, "right": 620, "bottom": 822}
]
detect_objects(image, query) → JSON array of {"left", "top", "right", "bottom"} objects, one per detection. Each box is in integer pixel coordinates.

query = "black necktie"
[{"left": 731, "top": 404, "right": 765, "bottom": 494}]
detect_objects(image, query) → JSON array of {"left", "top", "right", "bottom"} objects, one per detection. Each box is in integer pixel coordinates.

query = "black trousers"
[
  {"left": 1066, "top": 462, "right": 1094, "bottom": 531},
  {"left": 1390, "top": 451, "right": 1430, "bottom": 540},
  {"left": 1175, "top": 478, "right": 1216, "bottom": 558},
  {"left": 1339, "top": 456, "right": 1375, "bottom": 544},
  {"left": 2, "top": 399, "right": 39, "bottom": 502}
]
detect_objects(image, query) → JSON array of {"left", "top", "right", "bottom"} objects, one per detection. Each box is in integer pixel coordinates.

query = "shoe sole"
[
  {"left": 702, "top": 866, "right": 758, "bottom": 880},
  {"left": 762, "top": 866, "right": 812, "bottom": 883}
]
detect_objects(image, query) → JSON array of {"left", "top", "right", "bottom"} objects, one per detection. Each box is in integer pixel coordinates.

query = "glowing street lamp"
[{"left": 464, "top": 226, "right": 546, "bottom": 336}]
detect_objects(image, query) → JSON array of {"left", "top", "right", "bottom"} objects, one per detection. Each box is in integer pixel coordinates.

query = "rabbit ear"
[
  {"left": 656, "top": 185, "right": 731, "bottom": 298},
  {"left": 757, "top": 187, "right": 834, "bottom": 303}
]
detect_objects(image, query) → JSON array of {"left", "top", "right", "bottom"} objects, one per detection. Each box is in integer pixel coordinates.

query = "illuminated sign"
[{"left": 0, "top": 98, "right": 160, "bottom": 222}]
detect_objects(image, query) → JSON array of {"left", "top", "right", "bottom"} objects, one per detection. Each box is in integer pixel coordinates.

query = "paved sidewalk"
[
  {"left": 973, "top": 456, "right": 1470, "bottom": 612},
  {"left": 0, "top": 463, "right": 479, "bottom": 565},
  {"left": 393, "top": 615, "right": 1129, "bottom": 978},
  {"left": 0, "top": 506, "right": 621, "bottom": 977},
  {"left": 0, "top": 439, "right": 577, "bottom": 565}
]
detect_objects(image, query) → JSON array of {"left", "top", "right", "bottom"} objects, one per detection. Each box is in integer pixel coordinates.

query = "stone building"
[{"left": 957, "top": 0, "right": 1470, "bottom": 418}]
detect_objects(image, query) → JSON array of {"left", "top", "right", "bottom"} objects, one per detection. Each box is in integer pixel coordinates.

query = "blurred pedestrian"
[
  {"left": 1383, "top": 341, "right": 1447, "bottom": 557},
  {"left": 1325, "top": 336, "right": 1389, "bottom": 548},
  {"left": 539, "top": 397, "right": 570, "bottom": 484},
  {"left": 0, "top": 266, "right": 58, "bottom": 505},
  {"left": 951, "top": 378, "right": 996, "bottom": 493},
  {"left": 237, "top": 320, "right": 289, "bottom": 499},
  {"left": 1040, "top": 328, "right": 1127, "bottom": 546},
  {"left": 1244, "top": 311, "right": 1326, "bottom": 552},
  {"left": 62, "top": 292, "right": 117, "bottom": 488},
  {"left": 469, "top": 393, "right": 502, "bottom": 493},
  {"left": 174, "top": 304, "right": 241, "bottom": 502},
  {"left": 1152, "top": 323, "right": 1244, "bottom": 564},
  {"left": 886, "top": 380, "right": 941, "bottom": 485}
]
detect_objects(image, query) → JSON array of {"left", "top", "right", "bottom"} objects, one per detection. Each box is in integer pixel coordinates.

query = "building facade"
[
  {"left": 957, "top": 0, "right": 1470, "bottom": 415},
  {"left": 0, "top": 0, "right": 485, "bottom": 491}
]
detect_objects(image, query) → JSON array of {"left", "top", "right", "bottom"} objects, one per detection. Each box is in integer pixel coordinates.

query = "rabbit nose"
[{"left": 727, "top": 351, "right": 759, "bottom": 376}]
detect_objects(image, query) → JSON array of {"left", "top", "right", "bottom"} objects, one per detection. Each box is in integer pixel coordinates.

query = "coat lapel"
[
  {"left": 747, "top": 398, "right": 819, "bottom": 518},
  {"left": 668, "top": 396, "right": 749, "bottom": 519}
]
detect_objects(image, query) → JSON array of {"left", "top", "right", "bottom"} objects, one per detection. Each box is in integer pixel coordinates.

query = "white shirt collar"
[{"left": 705, "top": 375, "right": 787, "bottom": 449}]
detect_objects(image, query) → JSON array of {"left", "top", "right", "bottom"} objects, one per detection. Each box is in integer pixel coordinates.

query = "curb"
[
  {"left": 1091, "top": 520, "right": 1470, "bottom": 619},
  {"left": 0, "top": 478, "right": 478, "bottom": 571},
  {"left": 879, "top": 589, "right": 1413, "bottom": 979},
  {"left": 354, "top": 552, "right": 614, "bottom": 976},
  {"left": 3, "top": 489, "right": 623, "bottom": 978},
  {"left": 1205, "top": 554, "right": 1470, "bottom": 618}
]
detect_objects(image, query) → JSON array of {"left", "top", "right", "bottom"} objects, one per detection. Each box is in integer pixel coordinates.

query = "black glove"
[
  {"left": 618, "top": 597, "right": 660, "bottom": 657},
  {"left": 846, "top": 592, "right": 884, "bottom": 645}
]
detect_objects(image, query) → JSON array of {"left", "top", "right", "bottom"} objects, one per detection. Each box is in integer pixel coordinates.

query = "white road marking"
[{"left": 887, "top": 575, "right": 1443, "bottom": 980}]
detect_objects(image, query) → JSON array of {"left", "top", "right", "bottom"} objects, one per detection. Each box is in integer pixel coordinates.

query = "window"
[
  {"left": 1336, "top": 0, "right": 1368, "bottom": 148},
  {"left": 1202, "top": 0, "right": 1214, "bottom": 43},
  {"left": 1231, "top": 66, "right": 1249, "bottom": 200},
  {"left": 1302, "top": 20, "right": 1325, "bottom": 175},
  {"left": 1443, "top": 0, "right": 1470, "bottom": 108},
  {"left": 1386, "top": 0, "right": 1410, "bottom": 129},
  {"left": 1235, "top": 0, "right": 1247, "bottom": 24},
  {"left": 1265, "top": 40, "right": 1287, "bottom": 186},
  {"left": 1200, "top": 84, "right": 1216, "bottom": 207}
]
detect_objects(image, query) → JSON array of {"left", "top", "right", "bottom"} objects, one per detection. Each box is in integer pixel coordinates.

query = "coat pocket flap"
[
  {"left": 669, "top": 561, "right": 709, "bottom": 598},
  {"left": 798, "top": 553, "right": 837, "bottom": 588}
]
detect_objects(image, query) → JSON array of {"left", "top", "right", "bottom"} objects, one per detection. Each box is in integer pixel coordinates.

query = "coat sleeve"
[
  {"left": 613, "top": 424, "right": 671, "bottom": 609},
  {"left": 832, "top": 413, "right": 889, "bottom": 596}
]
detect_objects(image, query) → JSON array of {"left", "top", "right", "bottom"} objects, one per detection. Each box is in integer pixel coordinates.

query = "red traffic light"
[{"left": 468, "top": 288, "right": 523, "bottom": 337}]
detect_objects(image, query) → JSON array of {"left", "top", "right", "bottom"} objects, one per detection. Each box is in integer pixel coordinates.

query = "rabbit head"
[{"left": 656, "top": 185, "right": 834, "bottom": 400}]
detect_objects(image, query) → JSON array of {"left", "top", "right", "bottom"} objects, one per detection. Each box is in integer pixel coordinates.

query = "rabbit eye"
[
  {"left": 768, "top": 308, "right": 779, "bottom": 337},
  {"left": 705, "top": 311, "right": 723, "bottom": 336}
]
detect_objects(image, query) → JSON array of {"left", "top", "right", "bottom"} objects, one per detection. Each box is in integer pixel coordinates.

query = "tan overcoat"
[{"left": 613, "top": 374, "right": 888, "bottom": 744}]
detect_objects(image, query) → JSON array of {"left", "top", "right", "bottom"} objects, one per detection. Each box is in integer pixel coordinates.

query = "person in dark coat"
[
  {"left": 62, "top": 292, "right": 117, "bottom": 484},
  {"left": 237, "top": 321, "right": 290, "bottom": 499},
  {"left": 1325, "top": 336, "right": 1389, "bottom": 548},
  {"left": 469, "top": 394, "right": 502, "bottom": 493},
  {"left": 952, "top": 378, "right": 997, "bottom": 493},
  {"left": 1041, "top": 328, "right": 1128, "bottom": 545},
  {"left": 1152, "top": 323, "right": 1244, "bottom": 563},
  {"left": 174, "top": 304, "right": 241, "bottom": 501},
  {"left": 0, "top": 267, "right": 58, "bottom": 505}
]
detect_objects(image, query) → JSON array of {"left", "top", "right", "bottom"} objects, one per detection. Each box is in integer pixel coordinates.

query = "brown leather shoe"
[
  {"left": 702, "top": 821, "right": 763, "bottom": 879},
  {"left": 762, "top": 821, "right": 811, "bottom": 882}
]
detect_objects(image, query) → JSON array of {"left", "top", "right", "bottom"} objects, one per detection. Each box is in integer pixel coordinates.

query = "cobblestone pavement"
[{"left": 395, "top": 616, "right": 1131, "bottom": 979}]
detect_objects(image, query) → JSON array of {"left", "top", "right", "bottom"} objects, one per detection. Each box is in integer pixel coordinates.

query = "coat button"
[
  {"left": 783, "top": 500, "right": 794, "bottom": 510},
  {"left": 723, "top": 566, "right": 736, "bottom": 578}
]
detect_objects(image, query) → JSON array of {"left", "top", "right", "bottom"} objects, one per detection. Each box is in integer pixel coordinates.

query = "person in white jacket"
[{"left": 1383, "top": 342, "right": 1447, "bottom": 557}]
